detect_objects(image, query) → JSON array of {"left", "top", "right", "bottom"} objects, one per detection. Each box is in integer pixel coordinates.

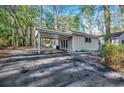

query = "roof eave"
[{"left": 73, "top": 32, "right": 99, "bottom": 39}]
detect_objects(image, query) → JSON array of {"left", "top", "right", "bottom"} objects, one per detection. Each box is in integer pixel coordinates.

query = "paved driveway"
[{"left": 0, "top": 49, "right": 124, "bottom": 87}]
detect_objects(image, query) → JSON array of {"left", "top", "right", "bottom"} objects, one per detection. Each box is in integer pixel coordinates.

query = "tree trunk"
[
  {"left": 12, "top": 28, "right": 16, "bottom": 48},
  {"left": 120, "top": 5, "right": 124, "bottom": 31},
  {"left": 40, "top": 6, "right": 43, "bottom": 27},
  {"left": 103, "top": 5, "right": 111, "bottom": 43},
  {"left": 29, "top": 26, "right": 33, "bottom": 46}
]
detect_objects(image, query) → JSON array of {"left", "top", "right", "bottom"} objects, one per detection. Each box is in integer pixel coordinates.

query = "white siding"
[
  {"left": 68, "top": 37, "right": 72, "bottom": 51},
  {"left": 119, "top": 33, "right": 124, "bottom": 44},
  {"left": 72, "top": 35, "right": 99, "bottom": 51},
  {"left": 111, "top": 39, "right": 119, "bottom": 45}
]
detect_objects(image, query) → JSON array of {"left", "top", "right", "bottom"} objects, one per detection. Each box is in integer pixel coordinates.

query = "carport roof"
[
  {"left": 36, "top": 28, "right": 99, "bottom": 39},
  {"left": 36, "top": 28, "right": 73, "bottom": 39},
  {"left": 36, "top": 28, "right": 73, "bottom": 35}
]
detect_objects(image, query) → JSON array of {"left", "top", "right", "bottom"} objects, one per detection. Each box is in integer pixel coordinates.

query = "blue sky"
[
  {"left": 43, "top": 5, "right": 81, "bottom": 15},
  {"left": 61, "top": 5, "right": 81, "bottom": 15}
]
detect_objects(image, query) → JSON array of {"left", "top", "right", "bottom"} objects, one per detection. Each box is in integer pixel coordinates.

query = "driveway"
[{"left": 0, "top": 49, "right": 124, "bottom": 87}]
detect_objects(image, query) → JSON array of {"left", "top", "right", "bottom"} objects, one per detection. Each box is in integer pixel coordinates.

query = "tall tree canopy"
[{"left": 0, "top": 5, "right": 123, "bottom": 48}]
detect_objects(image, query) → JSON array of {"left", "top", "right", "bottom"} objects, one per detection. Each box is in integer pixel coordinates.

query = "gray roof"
[
  {"left": 98, "top": 31, "right": 124, "bottom": 38},
  {"left": 36, "top": 28, "right": 99, "bottom": 38},
  {"left": 111, "top": 32, "right": 124, "bottom": 38}
]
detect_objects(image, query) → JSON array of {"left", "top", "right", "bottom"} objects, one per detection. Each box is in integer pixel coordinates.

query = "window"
[
  {"left": 89, "top": 38, "right": 91, "bottom": 43},
  {"left": 85, "top": 37, "right": 88, "bottom": 42},
  {"left": 61, "top": 40, "right": 68, "bottom": 49},
  {"left": 63, "top": 40, "right": 65, "bottom": 48},
  {"left": 122, "top": 40, "right": 124, "bottom": 44},
  {"left": 85, "top": 37, "right": 91, "bottom": 43},
  {"left": 65, "top": 40, "right": 68, "bottom": 48}
]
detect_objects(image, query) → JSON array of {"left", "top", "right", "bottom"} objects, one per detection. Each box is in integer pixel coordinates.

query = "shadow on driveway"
[{"left": 0, "top": 49, "right": 124, "bottom": 87}]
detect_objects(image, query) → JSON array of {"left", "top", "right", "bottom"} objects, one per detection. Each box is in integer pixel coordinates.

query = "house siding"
[
  {"left": 119, "top": 33, "right": 124, "bottom": 44},
  {"left": 68, "top": 37, "right": 72, "bottom": 51},
  {"left": 72, "top": 35, "right": 99, "bottom": 51},
  {"left": 110, "top": 33, "right": 124, "bottom": 45}
]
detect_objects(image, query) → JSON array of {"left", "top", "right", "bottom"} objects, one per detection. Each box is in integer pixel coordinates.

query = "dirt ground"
[
  {"left": 0, "top": 49, "right": 124, "bottom": 87},
  {"left": 0, "top": 49, "right": 11, "bottom": 59}
]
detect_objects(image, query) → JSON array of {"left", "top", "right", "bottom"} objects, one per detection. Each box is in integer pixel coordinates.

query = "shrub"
[
  {"left": 99, "top": 44, "right": 124, "bottom": 66},
  {"left": 98, "top": 45, "right": 108, "bottom": 57}
]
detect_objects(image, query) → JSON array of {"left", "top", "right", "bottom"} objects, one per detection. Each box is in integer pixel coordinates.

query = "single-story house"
[
  {"left": 99, "top": 31, "right": 124, "bottom": 45},
  {"left": 110, "top": 32, "right": 124, "bottom": 44},
  {"left": 35, "top": 28, "right": 99, "bottom": 54}
]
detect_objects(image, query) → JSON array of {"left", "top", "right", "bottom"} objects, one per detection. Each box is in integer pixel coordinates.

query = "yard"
[{"left": 0, "top": 49, "right": 124, "bottom": 87}]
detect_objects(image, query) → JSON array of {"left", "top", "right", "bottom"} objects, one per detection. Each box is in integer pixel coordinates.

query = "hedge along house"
[{"left": 35, "top": 28, "right": 99, "bottom": 54}]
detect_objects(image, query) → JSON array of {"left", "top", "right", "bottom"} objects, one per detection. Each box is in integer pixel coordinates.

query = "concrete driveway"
[{"left": 0, "top": 49, "right": 124, "bottom": 87}]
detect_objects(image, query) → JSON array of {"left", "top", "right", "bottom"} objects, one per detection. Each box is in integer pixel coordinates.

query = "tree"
[
  {"left": 112, "top": 25, "right": 120, "bottom": 32},
  {"left": 51, "top": 6, "right": 64, "bottom": 30},
  {"left": 103, "top": 5, "right": 111, "bottom": 43},
  {"left": 0, "top": 6, "right": 13, "bottom": 47},
  {"left": 0, "top": 5, "right": 122, "bottom": 48},
  {"left": 72, "top": 15, "right": 80, "bottom": 31},
  {"left": 80, "top": 5, "right": 95, "bottom": 34},
  {"left": 119, "top": 5, "right": 124, "bottom": 31},
  {"left": 0, "top": 5, "right": 38, "bottom": 48},
  {"left": 44, "top": 11, "right": 55, "bottom": 30}
]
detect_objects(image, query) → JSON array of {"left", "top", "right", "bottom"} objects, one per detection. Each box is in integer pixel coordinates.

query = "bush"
[
  {"left": 99, "top": 44, "right": 124, "bottom": 66},
  {"left": 99, "top": 45, "right": 108, "bottom": 57}
]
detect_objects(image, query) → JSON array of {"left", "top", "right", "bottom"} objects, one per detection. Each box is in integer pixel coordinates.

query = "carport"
[{"left": 35, "top": 28, "right": 72, "bottom": 54}]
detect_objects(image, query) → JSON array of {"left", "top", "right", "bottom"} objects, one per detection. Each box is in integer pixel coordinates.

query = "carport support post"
[{"left": 38, "top": 32, "right": 41, "bottom": 54}]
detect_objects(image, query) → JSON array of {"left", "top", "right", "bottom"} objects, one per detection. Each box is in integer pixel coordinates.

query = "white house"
[
  {"left": 110, "top": 32, "right": 124, "bottom": 44},
  {"left": 35, "top": 28, "right": 99, "bottom": 54},
  {"left": 99, "top": 32, "right": 124, "bottom": 45}
]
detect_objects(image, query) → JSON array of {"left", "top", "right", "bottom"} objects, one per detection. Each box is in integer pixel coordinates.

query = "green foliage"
[
  {"left": 0, "top": 5, "right": 123, "bottom": 49},
  {"left": 112, "top": 25, "right": 120, "bottom": 32},
  {"left": 0, "top": 5, "right": 40, "bottom": 47},
  {"left": 72, "top": 15, "right": 80, "bottom": 31},
  {"left": 81, "top": 5, "right": 95, "bottom": 16},
  {"left": 99, "top": 45, "right": 108, "bottom": 57},
  {"left": 0, "top": 25, "right": 7, "bottom": 32}
]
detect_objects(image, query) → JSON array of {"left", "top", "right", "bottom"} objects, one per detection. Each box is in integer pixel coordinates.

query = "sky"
[
  {"left": 61, "top": 5, "right": 81, "bottom": 15},
  {"left": 43, "top": 5, "right": 81, "bottom": 15}
]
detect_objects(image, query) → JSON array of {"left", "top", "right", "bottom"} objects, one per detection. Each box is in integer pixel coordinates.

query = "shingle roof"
[
  {"left": 98, "top": 31, "right": 124, "bottom": 38},
  {"left": 111, "top": 32, "right": 124, "bottom": 38}
]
